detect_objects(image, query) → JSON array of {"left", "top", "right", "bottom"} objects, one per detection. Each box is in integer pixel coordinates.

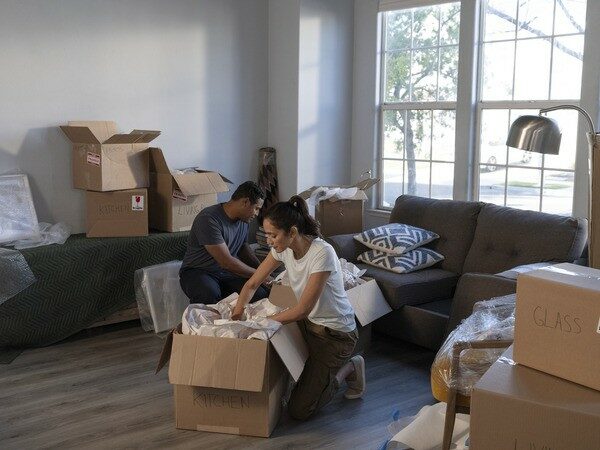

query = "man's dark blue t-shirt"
[{"left": 181, "top": 203, "right": 248, "bottom": 273}]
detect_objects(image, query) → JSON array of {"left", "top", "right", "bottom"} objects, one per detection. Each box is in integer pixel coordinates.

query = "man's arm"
[
  {"left": 238, "top": 243, "right": 261, "bottom": 269},
  {"left": 204, "top": 243, "right": 257, "bottom": 278}
]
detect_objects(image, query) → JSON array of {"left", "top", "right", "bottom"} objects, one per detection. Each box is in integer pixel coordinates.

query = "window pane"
[
  {"left": 517, "top": 0, "right": 554, "bottom": 38},
  {"left": 438, "top": 46, "right": 459, "bottom": 101},
  {"left": 514, "top": 38, "right": 551, "bottom": 100},
  {"left": 386, "top": 10, "right": 412, "bottom": 51},
  {"left": 382, "top": 159, "right": 404, "bottom": 208},
  {"left": 479, "top": 167, "right": 505, "bottom": 204},
  {"left": 412, "top": 6, "right": 439, "bottom": 48},
  {"left": 439, "top": 3, "right": 460, "bottom": 45},
  {"left": 411, "top": 49, "right": 438, "bottom": 101},
  {"left": 543, "top": 109, "right": 578, "bottom": 170},
  {"left": 383, "top": 110, "right": 406, "bottom": 159},
  {"left": 407, "top": 110, "right": 432, "bottom": 160},
  {"left": 483, "top": 0, "right": 517, "bottom": 42},
  {"left": 551, "top": 35, "right": 584, "bottom": 100},
  {"left": 385, "top": 51, "right": 411, "bottom": 102},
  {"left": 404, "top": 161, "right": 430, "bottom": 197},
  {"left": 432, "top": 110, "right": 455, "bottom": 162},
  {"left": 542, "top": 170, "right": 574, "bottom": 215},
  {"left": 481, "top": 42, "right": 514, "bottom": 100},
  {"left": 553, "top": 0, "right": 586, "bottom": 35},
  {"left": 480, "top": 109, "right": 509, "bottom": 168},
  {"left": 506, "top": 168, "right": 542, "bottom": 211},
  {"left": 431, "top": 162, "right": 454, "bottom": 199}
]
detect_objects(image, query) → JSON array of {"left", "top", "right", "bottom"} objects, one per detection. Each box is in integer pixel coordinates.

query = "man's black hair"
[{"left": 231, "top": 181, "right": 265, "bottom": 204}]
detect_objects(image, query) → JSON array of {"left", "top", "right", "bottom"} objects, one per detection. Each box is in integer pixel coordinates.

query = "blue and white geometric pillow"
[
  {"left": 354, "top": 223, "right": 439, "bottom": 255},
  {"left": 357, "top": 248, "right": 444, "bottom": 274}
]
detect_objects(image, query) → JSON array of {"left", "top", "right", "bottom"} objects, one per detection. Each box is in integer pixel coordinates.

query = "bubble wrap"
[
  {"left": 181, "top": 293, "right": 283, "bottom": 340},
  {"left": 0, "top": 174, "right": 40, "bottom": 244},
  {"left": 0, "top": 248, "right": 36, "bottom": 305}
]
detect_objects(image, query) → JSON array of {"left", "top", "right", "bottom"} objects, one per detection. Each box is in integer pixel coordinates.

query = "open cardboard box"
[
  {"left": 298, "top": 178, "right": 380, "bottom": 237},
  {"left": 149, "top": 148, "right": 231, "bottom": 232},
  {"left": 60, "top": 121, "right": 160, "bottom": 191},
  {"left": 156, "top": 286, "right": 309, "bottom": 437}
]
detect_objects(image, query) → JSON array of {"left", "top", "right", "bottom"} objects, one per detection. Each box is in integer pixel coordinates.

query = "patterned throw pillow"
[
  {"left": 357, "top": 248, "right": 444, "bottom": 274},
  {"left": 354, "top": 223, "right": 439, "bottom": 255}
]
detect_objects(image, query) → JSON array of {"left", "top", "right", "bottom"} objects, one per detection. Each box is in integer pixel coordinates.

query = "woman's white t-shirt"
[{"left": 271, "top": 238, "right": 356, "bottom": 332}]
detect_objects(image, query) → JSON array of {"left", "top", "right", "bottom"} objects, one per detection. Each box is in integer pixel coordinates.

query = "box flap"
[
  {"left": 268, "top": 283, "right": 298, "bottom": 309},
  {"left": 270, "top": 322, "right": 309, "bottom": 382},
  {"left": 172, "top": 172, "right": 230, "bottom": 197},
  {"left": 168, "top": 332, "right": 268, "bottom": 392},
  {"left": 60, "top": 126, "right": 101, "bottom": 144},
  {"left": 103, "top": 132, "right": 158, "bottom": 144},
  {"left": 346, "top": 278, "right": 392, "bottom": 326},
  {"left": 68, "top": 121, "right": 118, "bottom": 143},
  {"left": 155, "top": 327, "right": 176, "bottom": 374},
  {"left": 194, "top": 170, "right": 232, "bottom": 192},
  {"left": 130, "top": 129, "right": 161, "bottom": 143},
  {"left": 351, "top": 177, "right": 380, "bottom": 191},
  {"left": 149, "top": 147, "right": 171, "bottom": 174}
]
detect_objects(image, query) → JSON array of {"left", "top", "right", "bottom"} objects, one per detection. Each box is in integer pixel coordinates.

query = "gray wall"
[
  {"left": 297, "top": 0, "right": 353, "bottom": 192},
  {"left": 0, "top": 0, "right": 268, "bottom": 232}
]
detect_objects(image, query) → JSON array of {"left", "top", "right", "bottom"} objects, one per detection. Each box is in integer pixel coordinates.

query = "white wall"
[
  {"left": 267, "top": 0, "right": 301, "bottom": 201},
  {"left": 0, "top": 0, "right": 268, "bottom": 232},
  {"left": 297, "top": 0, "right": 354, "bottom": 192}
]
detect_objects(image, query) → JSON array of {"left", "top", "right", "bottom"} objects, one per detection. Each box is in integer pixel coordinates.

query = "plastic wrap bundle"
[
  {"left": 431, "top": 294, "right": 516, "bottom": 402},
  {"left": 9, "top": 222, "right": 71, "bottom": 249},
  {"left": 134, "top": 260, "right": 190, "bottom": 333},
  {"left": 339, "top": 258, "right": 367, "bottom": 290},
  {"left": 0, "top": 174, "right": 40, "bottom": 244},
  {"left": 0, "top": 248, "right": 36, "bottom": 305},
  {"left": 181, "top": 293, "right": 282, "bottom": 340}
]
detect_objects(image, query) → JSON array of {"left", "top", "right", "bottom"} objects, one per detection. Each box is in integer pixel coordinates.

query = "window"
[
  {"left": 477, "top": 0, "right": 586, "bottom": 215},
  {"left": 377, "top": 0, "right": 588, "bottom": 216},
  {"left": 379, "top": 2, "right": 461, "bottom": 208}
]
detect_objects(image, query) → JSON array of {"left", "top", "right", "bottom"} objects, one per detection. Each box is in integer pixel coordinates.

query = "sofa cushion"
[
  {"left": 358, "top": 248, "right": 444, "bottom": 274},
  {"left": 462, "top": 203, "right": 588, "bottom": 274},
  {"left": 354, "top": 223, "right": 439, "bottom": 255},
  {"left": 390, "top": 195, "right": 482, "bottom": 274},
  {"left": 357, "top": 264, "right": 459, "bottom": 309}
]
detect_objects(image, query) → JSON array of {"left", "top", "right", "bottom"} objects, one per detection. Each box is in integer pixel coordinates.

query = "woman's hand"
[{"left": 231, "top": 309, "right": 244, "bottom": 321}]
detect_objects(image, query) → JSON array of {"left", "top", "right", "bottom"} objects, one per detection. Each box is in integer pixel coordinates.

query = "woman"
[{"left": 232, "top": 195, "right": 365, "bottom": 420}]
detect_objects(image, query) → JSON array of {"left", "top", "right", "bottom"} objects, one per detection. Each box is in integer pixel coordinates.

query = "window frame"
[{"left": 374, "top": 0, "right": 600, "bottom": 218}]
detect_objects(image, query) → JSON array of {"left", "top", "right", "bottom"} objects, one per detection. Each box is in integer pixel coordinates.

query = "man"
[{"left": 179, "top": 181, "right": 271, "bottom": 304}]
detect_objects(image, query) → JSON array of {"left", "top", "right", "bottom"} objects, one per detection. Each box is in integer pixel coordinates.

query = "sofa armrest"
[
  {"left": 446, "top": 273, "right": 517, "bottom": 336},
  {"left": 325, "top": 234, "right": 369, "bottom": 262}
]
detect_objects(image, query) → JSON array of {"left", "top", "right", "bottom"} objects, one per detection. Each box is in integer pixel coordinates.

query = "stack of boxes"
[
  {"left": 470, "top": 263, "right": 600, "bottom": 449},
  {"left": 61, "top": 122, "right": 230, "bottom": 237}
]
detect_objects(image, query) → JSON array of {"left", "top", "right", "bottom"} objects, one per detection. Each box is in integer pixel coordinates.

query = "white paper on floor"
[
  {"left": 181, "top": 293, "right": 283, "bottom": 340},
  {"left": 387, "top": 402, "right": 469, "bottom": 450}
]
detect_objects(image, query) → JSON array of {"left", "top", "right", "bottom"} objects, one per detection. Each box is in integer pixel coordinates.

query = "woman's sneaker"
[{"left": 344, "top": 355, "right": 366, "bottom": 399}]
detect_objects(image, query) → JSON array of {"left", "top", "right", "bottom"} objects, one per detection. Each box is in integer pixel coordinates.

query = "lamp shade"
[{"left": 506, "top": 115, "right": 561, "bottom": 154}]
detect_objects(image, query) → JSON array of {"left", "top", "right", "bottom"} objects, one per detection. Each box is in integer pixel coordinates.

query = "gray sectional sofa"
[{"left": 327, "top": 195, "right": 588, "bottom": 350}]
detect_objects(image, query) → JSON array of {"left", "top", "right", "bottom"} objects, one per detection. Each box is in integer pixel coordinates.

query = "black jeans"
[{"left": 179, "top": 267, "right": 269, "bottom": 304}]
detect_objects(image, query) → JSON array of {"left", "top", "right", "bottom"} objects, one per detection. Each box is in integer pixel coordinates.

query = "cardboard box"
[
  {"left": 470, "top": 347, "right": 600, "bottom": 450},
  {"left": 270, "top": 277, "right": 391, "bottom": 328},
  {"left": 514, "top": 263, "right": 600, "bottom": 391},
  {"left": 157, "top": 287, "right": 309, "bottom": 437},
  {"left": 86, "top": 189, "right": 148, "bottom": 238},
  {"left": 60, "top": 121, "right": 160, "bottom": 191},
  {"left": 298, "top": 178, "right": 379, "bottom": 236},
  {"left": 148, "top": 148, "right": 231, "bottom": 232}
]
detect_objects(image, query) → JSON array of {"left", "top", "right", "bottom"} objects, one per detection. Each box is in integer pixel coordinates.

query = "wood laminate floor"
[{"left": 0, "top": 323, "right": 436, "bottom": 450}]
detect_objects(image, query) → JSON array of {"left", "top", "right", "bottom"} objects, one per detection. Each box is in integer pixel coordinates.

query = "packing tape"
[{"left": 196, "top": 424, "right": 240, "bottom": 435}]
